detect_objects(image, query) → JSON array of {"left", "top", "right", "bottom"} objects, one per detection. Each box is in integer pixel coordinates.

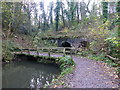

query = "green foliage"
[
  {"left": 3, "top": 40, "right": 20, "bottom": 51},
  {"left": 105, "top": 28, "right": 120, "bottom": 59},
  {"left": 3, "top": 50, "right": 14, "bottom": 62},
  {"left": 59, "top": 55, "right": 75, "bottom": 71},
  {"left": 2, "top": 40, "right": 20, "bottom": 61},
  {"left": 44, "top": 55, "right": 75, "bottom": 88},
  {"left": 78, "top": 50, "right": 91, "bottom": 57},
  {"left": 60, "top": 65, "right": 74, "bottom": 76},
  {"left": 86, "top": 25, "right": 119, "bottom": 66},
  {"left": 89, "top": 54, "right": 118, "bottom": 67},
  {"left": 33, "top": 31, "right": 57, "bottom": 47},
  {"left": 54, "top": 1, "right": 61, "bottom": 31},
  {"left": 89, "top": 53, "right": 106, "bottom": 61},
  {"left": 2, "top": 0, "right": 118, "bottom": 37},
  {"left": 116, "top": 67, "right": 120, "bottom": 73},
  {"left": 2, "top": 2, "right": 14, "bottom": 29},
  {"left": 102, "top": 2, "right": 108, "bottom": 23},
  {"left": 104, "top": 59, "right": 118, "bottom": 67},
  {"left": 86, "top": 20, "right": 112, "bottom": 54},
  {"left": 105, "top": 32, "right": 120, "bottom": 59}
]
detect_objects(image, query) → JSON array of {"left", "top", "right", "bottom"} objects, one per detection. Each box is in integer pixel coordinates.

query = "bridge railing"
[{"left": 14, "top": 47, "right": 79, "bottom": 59}]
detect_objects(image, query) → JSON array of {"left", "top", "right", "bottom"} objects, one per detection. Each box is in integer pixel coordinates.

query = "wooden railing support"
[
  {"left": 36, "top": 47, "right": 39, "bottom": 56},
  {"left": 14, "top": 47, "right": 77, "bottom": 58},
  {"left": 48, "top": 48, "right": 51, "bottom": 57},
  {"left": 70, "top": 49, "right": 73, "bottom": 59},
  {"left": 63, "top": 48, "right": 66, "bottom": 56},
  {"left": 21, "top": 48, "right": 23, "bottom": 54},
  {"left": 27, "top": 48, "right": 30, "bottom": 54}
]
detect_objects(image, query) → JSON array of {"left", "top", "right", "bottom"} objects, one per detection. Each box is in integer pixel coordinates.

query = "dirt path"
[
  {"left": 66, "top": 56, "right": 119, "bottom": 88},
  {"left": 24, "top": 52, "right": 119, "bottom": 88}
]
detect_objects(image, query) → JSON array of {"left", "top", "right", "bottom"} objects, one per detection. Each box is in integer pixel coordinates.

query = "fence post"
[
  {"left": 70, "top": 48, "right": 73, "bottom": 59},
  {"left": 75, "top": 48, "right": 78, "bottom": 55},
  {"left": 36, "top": 47, "right": 39, "bottom": 56},
  {"left": 48, "top": 48, "right": 50, "bottom": 57},
  {"left": 21, "top": 47, "right": 23, "bottom": 54},
  {"left": 63, "top": 48, "right": 66, "bottom": 56},
  {"left": 28, "top": 48, "right": 30, "bottom": 54}
]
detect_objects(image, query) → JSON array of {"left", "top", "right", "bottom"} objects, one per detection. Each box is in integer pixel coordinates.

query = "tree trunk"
[
  {"left": 76, "top": 2, "right": 79, "bottom": 23},
  {"left": 102, "top": 2, "right": 108, "bottom": 23},
  {"left": 61, "top": 6, "right": 65, "bottom": 27}
]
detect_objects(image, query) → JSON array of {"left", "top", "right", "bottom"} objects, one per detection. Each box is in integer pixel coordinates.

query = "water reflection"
[{"left": 2, "top": 60, "right": 60, "bottom": 88}]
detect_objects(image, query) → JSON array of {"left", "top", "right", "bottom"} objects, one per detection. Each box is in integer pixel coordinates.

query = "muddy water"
[{"left": 2, "top": 60, "right": 60, "bottom": 88}]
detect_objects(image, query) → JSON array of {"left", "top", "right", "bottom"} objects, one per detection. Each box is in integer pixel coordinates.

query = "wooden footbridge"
[{"left": 14, "top": 47, "right": 79, "bottom": 59}]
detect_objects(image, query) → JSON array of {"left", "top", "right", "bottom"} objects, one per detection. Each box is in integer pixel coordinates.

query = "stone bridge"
[{"left": 57, "top": 37, "right": 90, "bottom": 48}]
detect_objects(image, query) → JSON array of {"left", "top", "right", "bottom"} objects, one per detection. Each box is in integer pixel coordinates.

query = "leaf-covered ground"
[{"left": 65, "top": 56, "right": 119, "bottom": 88}]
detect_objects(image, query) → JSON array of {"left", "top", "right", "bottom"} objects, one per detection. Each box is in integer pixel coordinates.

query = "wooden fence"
[{"left": 14, "top": 47, "right": 79, "bottom": 59}]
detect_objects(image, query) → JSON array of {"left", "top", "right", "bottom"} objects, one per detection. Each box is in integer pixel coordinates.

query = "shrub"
[
  {"left": 2, "top": 40, "right": 20, "bottom": 62},
  {"left": 105, "top": 37, "right": 120, "bottom": 59},
  {"left": 59, "top": 55, "right": 74, "bottom": 71}
]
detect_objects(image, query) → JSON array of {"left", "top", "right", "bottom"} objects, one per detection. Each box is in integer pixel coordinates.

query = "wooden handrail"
[
  {"left": 21, "top": 47, "right": 76, "bottom": 51},
  {"left": 15, "top": 47, "right": 79, "bottom": 58}
]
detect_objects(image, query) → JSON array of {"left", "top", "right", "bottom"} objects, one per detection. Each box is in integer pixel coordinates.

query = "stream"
[{"left": 2, "top": 59, "right": 61, "bottom": 88}]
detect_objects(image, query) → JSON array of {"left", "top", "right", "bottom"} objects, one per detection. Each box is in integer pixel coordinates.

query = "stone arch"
[{"left": 61, "top": 41, "right": 72, "bottom": 47}]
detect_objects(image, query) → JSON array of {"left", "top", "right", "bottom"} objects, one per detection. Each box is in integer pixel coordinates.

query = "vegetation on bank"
[
  {"left": 44, "top": 55, "right": 75, "bottom": 88},
  {"left": 2, "top": 40, "right": 20, "bottom": 62}
]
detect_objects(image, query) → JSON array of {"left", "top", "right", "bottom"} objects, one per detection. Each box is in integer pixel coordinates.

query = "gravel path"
[
  {"left": 67, "top": 56, "right": 119, "bottom": 88},
  {"left": 23, "top": 52, "right": 119, "bottom": 88}
]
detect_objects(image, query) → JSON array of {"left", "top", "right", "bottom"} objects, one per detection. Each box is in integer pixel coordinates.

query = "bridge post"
[
  {"left": 75, "top": 48, "right": 78, "bottom": 55},
  {"left": 48, "top": 48, "right": 50, "bottom": 57},
  {"left": 63, "top": 48, "right": 66, "bottom": 56},
  {"left": 36, "top": 47, "right": 39, "bottom": 56},
  {"left": 70, "top": 48, "right": 73, "bottom": 59},
  {"left": 28, "top": 49, "right": 30, "bottom": 54},
  {"left": 21, "top": 48, "right": 23, "bottom": 54}
]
